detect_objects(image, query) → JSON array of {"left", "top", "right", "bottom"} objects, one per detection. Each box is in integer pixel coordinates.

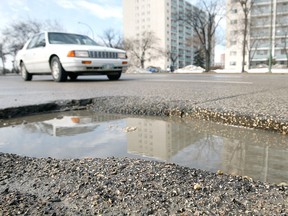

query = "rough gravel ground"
[
  {"left": 88, "top": 96, "right": 288, "bottom": 134},
  {"left": 0, "top": 153, "right": 287, "bottom": 215}
]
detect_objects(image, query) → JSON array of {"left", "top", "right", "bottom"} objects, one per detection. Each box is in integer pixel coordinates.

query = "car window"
[
  {"left": 34, "top": 33, "right": 46, "bottom": 48},
  {"left": 48, "top": 33, "right": 98, "bottom": 45},
  {"left": 27, "top": 35, "right": 40, "bottom": 49}
]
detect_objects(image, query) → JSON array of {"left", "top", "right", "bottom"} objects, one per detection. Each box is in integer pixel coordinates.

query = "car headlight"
[
  {"left": 118, "top": 52, "right": 127, "bottom": 59},
  {"left": 67, "top": 50, "right": 89, "bottom": 58}
]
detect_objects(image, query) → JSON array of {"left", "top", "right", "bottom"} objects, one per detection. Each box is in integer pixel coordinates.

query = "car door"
[
  {"left": 22, "top": 35, "right": 39, "bottom": 72},
  {"left": 32, "top": 33, "right": 50, "bottom": 73}
]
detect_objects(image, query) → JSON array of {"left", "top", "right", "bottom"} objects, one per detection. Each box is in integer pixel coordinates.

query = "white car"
[{"left": 15, "top": 32, "right": 128, "bottom": 82}]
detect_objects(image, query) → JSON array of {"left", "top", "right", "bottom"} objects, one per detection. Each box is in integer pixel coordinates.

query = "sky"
[{"left": 0, "top": 0, "right": 123, "bottom": 41}]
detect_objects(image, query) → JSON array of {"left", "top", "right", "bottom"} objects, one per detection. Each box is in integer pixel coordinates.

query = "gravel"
[
  {"left": 1, "top": 153, "right": 287, "bottom": 215},
  {"left": 89, "top": 96, "right": 288, "bottom": 134}
]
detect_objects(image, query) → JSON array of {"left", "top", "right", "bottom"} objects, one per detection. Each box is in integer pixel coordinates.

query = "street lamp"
[{"left": 78, "top": 21, "right": 95, "bottom": 40}]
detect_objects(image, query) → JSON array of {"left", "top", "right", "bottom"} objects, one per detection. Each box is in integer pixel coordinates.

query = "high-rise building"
[
  {"left": 123, "top": 0, "right": 203, "bottom": 70},
  {"left": 225, "top": 0, "right": 288, "bottom": 70}
]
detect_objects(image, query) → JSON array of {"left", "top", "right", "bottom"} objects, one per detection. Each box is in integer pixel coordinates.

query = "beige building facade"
[
  {"left": 123, "top": 0, "right": 202, "bottom": 70},
  {"left": 225, "top": 0, "right": 288, "bottom": 70}
]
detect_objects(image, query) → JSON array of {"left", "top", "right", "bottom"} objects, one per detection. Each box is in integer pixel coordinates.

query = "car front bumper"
[{"left": 61, "top": 58, "right": 128, "bottom": 73}]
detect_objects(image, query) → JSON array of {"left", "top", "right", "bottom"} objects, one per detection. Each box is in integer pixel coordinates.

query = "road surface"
[{"left": 0, "top": 73, "right": 287, "bottom": 130}]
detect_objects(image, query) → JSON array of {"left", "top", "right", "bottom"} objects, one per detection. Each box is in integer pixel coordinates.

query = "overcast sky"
[
  {"left": 0, "top": 0, "right": 123, "bottom": 40},
  {"left": 0, "top": 0, "right": 202, "bottom": 39}
]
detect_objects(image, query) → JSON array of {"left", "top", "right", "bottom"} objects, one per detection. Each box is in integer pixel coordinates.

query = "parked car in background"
[
  {"left": 15, "top": 32, "right": 128, "bottom": 82},
  {"left": 146, "top": 66, "right": 160, "bottom": 73}
]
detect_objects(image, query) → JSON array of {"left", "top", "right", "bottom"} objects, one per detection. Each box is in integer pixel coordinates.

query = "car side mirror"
[{"left": 38, "top": 40, "right": 46, "bottom": 47}]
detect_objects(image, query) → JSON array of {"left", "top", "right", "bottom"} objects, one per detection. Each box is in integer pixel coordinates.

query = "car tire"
[
  {"left": 50, "top": 56, "right": 67, "bottom": 82},
  {"left": 107, "top": 72, "right": 121, "bottom": 81},
  {"left": 20, "top": 62, "right": 32, "bottom": 81},
  {"left": 69, "top": 74, "right": 78, "bottom": 81}
]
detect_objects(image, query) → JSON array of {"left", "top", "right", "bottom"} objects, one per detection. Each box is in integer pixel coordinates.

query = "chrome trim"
[{"left": 88, "top": 51, "right": 118, "bottom": 59}]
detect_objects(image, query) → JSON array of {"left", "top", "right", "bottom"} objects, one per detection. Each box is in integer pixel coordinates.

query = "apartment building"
[
  {"left": 123, "top": 0, "right": 202, "bottom": 70},
  {"left": 225, "top": 0, "right": 288, "bottom": 70}
]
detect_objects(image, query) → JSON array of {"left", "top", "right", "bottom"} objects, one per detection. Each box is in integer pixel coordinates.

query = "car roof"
[{"left": 44, "top": 31, "right": 86, "bottom": 35}]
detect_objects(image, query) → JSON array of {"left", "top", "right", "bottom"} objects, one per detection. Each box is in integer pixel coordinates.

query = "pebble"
[
  {"left": 0, "top": 153, "right": 287, "bottom": 215},
  {"left": 89, "top": 96, "right": 288, "bottom": 134}
]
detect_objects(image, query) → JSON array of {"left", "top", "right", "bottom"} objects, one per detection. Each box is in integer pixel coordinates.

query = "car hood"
[{"left": 50, "top": 44, "right": 125, "bottom": 53}]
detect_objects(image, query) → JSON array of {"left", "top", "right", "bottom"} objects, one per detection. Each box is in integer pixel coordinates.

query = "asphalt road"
[{"left": 0, "top": 73, "right": 287, "bottom": 124}]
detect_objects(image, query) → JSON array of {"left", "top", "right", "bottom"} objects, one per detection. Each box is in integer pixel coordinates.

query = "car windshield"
[{"left": 48, "top": 33, "right": 98, "bottom": 45}]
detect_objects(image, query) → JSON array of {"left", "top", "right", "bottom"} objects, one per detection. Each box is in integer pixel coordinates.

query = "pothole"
[{"left": 0, "top": 110, "right": 287, "bottom": 184}]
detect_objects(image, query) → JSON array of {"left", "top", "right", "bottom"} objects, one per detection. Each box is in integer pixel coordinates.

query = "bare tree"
[
  {"left": 99, "top": 28, "right": 123, "bottom": 49},
  {"left": 237, "top": 0, "right": 255, "bottom": 72},
  {"left": 158, "top": 49, "right": 179, "bottom": 72},
  {"left": 124, "top": 31, "right": 160, "bottom": 69},
  {"left": 0, "top": 43, "right": 6, "bottom": 74},
  {"left": 167, "top": 50, "right": 179, "bottom": 72},
  {"left": 180, "top": 0, "right": 225, "bottom": 72},
  {"left": 1, "top": 19, "right": 64, "bottom": 60},
  {"left": 2, "top": 20, "right": 41, "bottom": 57},
  {"left": 193, "top": 49, "right": 205, "bottom": 68}
]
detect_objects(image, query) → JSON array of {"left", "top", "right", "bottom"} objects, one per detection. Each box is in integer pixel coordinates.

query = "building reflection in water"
[
  {"left": 0, "top": 111, "right": 287, "bottom": 184},
  {"left": 125, "top": 117, "right": 288, "bottom": 184}
]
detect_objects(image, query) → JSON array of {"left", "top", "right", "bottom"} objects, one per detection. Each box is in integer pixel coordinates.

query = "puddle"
[{"left": 0, "top": 110, "right": 287, "bottom": 184}]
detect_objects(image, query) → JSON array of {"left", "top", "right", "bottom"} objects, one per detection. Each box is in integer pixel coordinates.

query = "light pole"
[{"left": 78, "top": 21, "right": 95, "bottom": 40}]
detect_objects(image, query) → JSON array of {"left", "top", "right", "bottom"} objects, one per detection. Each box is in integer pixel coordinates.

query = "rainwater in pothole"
[{"left": 0, "top": 110, "right": 287, "bottom": 184}]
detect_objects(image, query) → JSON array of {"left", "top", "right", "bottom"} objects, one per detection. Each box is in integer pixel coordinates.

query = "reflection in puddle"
[{"left": 0, "top": 111, "right": 287, "bottom": 184}]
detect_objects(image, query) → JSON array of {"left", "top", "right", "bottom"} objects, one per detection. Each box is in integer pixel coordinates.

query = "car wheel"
[
  {"left": 50, "top": 56, "right": 67, "bottom": 82},
  {"left": 69, "top": 74, "right": 78, "bottom": 81},
  {"left": 107, "top": 72, "right": 121, "bottom": 81},
  {"left": 20, "top": 62, "right": 32, "bottom": 81}
]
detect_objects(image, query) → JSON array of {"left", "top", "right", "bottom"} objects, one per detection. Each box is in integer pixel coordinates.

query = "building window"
[
  {"left": 230, "top": 30, "right": 238, "bottom": 36},
  {"left": 230, "top": 51, "right": 237, "bottom": 56},
  {"left": 256, "top": 50, "right": 268, "bottom": 55},
  {"left": 230, "top": 61, "right": 236, "bottom": 66}
]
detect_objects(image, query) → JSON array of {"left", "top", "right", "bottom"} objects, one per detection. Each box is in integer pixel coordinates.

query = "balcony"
[
  {"left": 251, "top": 5, "right": 272, "bottom": 17},
  {"left": 251, "top": 10, "right": 272, "bottom": 17},
  {"left": 276, "top": 9, "right": 288, "bottom": 16},
  {"left": 253, "top": 0, "right": 271, "bottom": 5}
]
